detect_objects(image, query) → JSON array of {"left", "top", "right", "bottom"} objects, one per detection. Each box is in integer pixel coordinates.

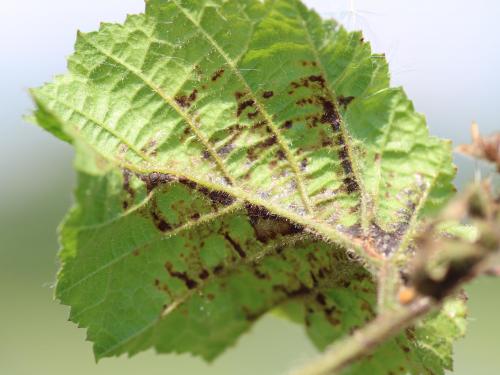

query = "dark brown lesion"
[
  {"left": 338, "top": 95, "right": 355, "bottom": 109},
  {"left": 187, "top": 184, "right": 235, "bottom": 207},
  {"left": 236, "top": 98, "right": 256, "bottom": 117},
  {"left": 247, "top": 110, "right": 260, "bottom": 119},
  {"left": 301, "top": 60, "right": 318, "bottom": 68},
  {"left": 136, "top": 170, "right": 235, "bottom": 209},
  {"left": 223, "top": 232, "right": 247, "bottom": 258},
  {"left": 262, "top": 90, "right": 274, "bottom": 99},
  {"left": 198, "top": 269, "right": 210, "bottom": 280},
  {"left": 211, "top": 68, "right": 225, "bottom": 82},
  {"left": 165, "top": 261, "right": 198, "bottom": 290},
  {"left": 138, "top": 171, "right": 176, "bottom": 193},
  {"left": 122, "top": 169, "right": 136, "bottom": 210},
  {"left": 245, "top": 204, "right": 305, "bottom": 243},
  {"left": 148, "top": 193, "right": 173, "bottom": 233},
  {"left": 246, "top": 135, "right": 277, "bottom": 161},
  {"left": 174, "top": 88, "right": 198, "bottom": 109},
  {"left": 273, "top": 283, "right": 311, "bottom": 299}
]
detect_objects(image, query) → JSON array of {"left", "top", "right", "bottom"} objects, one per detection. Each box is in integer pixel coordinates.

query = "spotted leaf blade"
[{"left": 32, "top": 0, "right": 460, "bottom": 368}]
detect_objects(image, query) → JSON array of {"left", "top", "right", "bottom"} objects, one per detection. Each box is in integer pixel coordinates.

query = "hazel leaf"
[{"left": 31, "top": 0, "right": 459, "bottom": 368}]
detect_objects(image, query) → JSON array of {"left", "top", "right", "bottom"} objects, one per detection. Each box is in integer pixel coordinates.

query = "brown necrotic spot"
[
  {"left": 211, "top": 68, "right": 225, "bottom": 82},
  {"left": 246, "top": 135, "right": 277, "bottom": 161},
  {"left": 319, "top": 97, "right": 341, "bottom": 132},
  {"left": 322, "top": 139, "right": 333, "bottom": 147},
  {"left": 253, "top": 267, "right": 269, "bottom": 280},
  {"left": 197, "top": 187, "right": 235, "bottom": 206},
  {"left": 139, "top": 172, "right": 175, "bottom": 193},
  {"left": 213, "top": 264, "right": 225, "bottom": 275},
  {"left": 175, "top": 89, "right": 198, "bottom": 109},
  {"left": 273, "top": 283, "right": 311, "bottom": 299},
  {"left": 165, "top": 262, "right": 198, "bottom": 290},
  {"left": 338, "top": 95, "right": 355, "bottom": 109},
  {"left": 343, "top": 178, "right": 358, "bottom": 194},
  {"left": 150, "top": 199, "right": 173, "bottom": 233},
  {"left": 301, "top": 60, "right": 318, "bottom": 67},
  {"left": 122, "top": 169, "right": 136, "bottom": 210},
  {"left": 237, "top": 99, "right": 256, "bottom": 117},
  {"left": 223, "top": 232, "right": 247, "bottom": 258},
  {"left": 308, "top": 75, "right": 326, "bottom": 88},
  {"left": 296, "top": 98, "right": 314, "bottom": 107},
  {"left": 178, "top": 177, "right": 198, "bottom": 190},
  {"left": 252, "top": 120, "right": 267, "bottom": 130},
  {"left": 198, "top": 269, "right": 210, "bottom": 280},
  {"left": 247, "top": 110, "right": 260, "bottom": 119},
  {"left": 262, "top": 135, "right": 277, "bottom": 147},
  {"left": 262, "top": 91, "right": 274, "bottom": 99},
  {"left": 245, "top": 204, "right": 304, "bottom": 243},
  {"left": 316, "top": 293, "right": 327, "bottom": 306},
  {"left": 235, "top": 91, "right": 247, "bottom": 100},
  {"left": 341, "top": 159, "right": 353, "bottom": 175}
]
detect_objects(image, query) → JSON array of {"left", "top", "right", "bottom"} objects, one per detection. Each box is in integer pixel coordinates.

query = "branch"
[{"left": 290, "top": 297, "right": 434, "bottom": 375}]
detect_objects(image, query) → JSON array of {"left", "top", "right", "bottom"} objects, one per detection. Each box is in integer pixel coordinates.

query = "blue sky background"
[{"left": 1, "top": 1, "right": 499, "bottom": 374}]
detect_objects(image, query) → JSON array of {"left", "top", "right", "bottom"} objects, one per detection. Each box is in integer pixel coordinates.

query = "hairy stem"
[{"left": 291, "top": 297, "right": 435, "bottom": 375}]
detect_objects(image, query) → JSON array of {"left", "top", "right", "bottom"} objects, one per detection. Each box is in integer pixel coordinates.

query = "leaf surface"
[{"left": 32, "top": 0, "right": 461, "bottom": 369}]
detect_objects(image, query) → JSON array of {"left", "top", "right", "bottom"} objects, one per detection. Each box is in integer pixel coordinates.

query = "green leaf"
[{"left": 31, "top": 0, "right": 460, "bottom": 369}]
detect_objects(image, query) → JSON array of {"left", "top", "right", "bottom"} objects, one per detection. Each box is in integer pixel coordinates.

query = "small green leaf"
[{"left": 31, "top": 0, "right": 460, "bottom": 370}]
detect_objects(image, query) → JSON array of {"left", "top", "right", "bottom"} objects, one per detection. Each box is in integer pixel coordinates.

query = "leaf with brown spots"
[{"left": 31, "top": 0, "right": 464, "bottom": 372}]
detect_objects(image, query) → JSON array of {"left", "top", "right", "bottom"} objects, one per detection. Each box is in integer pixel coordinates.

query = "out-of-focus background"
[{"left": 1, "top": 1, "right": 499, "bottom": 374}]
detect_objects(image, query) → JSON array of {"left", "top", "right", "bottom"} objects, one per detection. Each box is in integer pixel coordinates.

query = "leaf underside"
[{"left": 32, "top": 0, "right": 464, "bottom": 372}]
